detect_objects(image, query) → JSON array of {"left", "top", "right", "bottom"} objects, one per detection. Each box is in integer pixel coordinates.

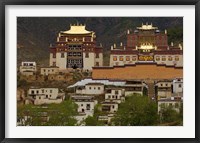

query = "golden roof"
[
  {"left": 138, "top": 43, "right": 156, "bottom": 50},
  {"left": 137, "top": 23, "right": 158, "bottom": 30},
  {"left": 62, "top": 25, "right": 92, "bottom": 34}
]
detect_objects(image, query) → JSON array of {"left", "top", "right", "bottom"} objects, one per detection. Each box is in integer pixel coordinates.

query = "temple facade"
[
  {"left": 110, "top": 23, "right": 183, "bottom": 67},
  {"left": 49, "top": 24, "right": 103, "bottom": 70}
]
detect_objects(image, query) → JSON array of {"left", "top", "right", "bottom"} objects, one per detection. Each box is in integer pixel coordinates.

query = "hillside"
[{"left": 17, "top": 17, "right": 183, "bottom": 66}]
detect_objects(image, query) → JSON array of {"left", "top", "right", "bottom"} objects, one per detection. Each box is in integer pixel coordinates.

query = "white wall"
[
  {"left": 56, "top": 52, "right": 67, "bottom": 70},
  {"left": 83, "top": 52, "right": 95, "bottom": 70},
  {"left": 85, "top": 84, "right": 104, "bottom": 95}
]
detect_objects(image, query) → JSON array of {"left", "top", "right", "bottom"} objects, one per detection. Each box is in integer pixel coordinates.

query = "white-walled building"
[
  {"left": 155, "top": 80, "right": 172, "bottom": 100},
  {"left": 40, "top": 66, "right": 59, "bottom": 75},
  {"left": 75, "top": 83, "right": 104, "bottom": 95},
  {"left": 123, "top": 80, "right": 146, "bottom": 96},
  {"left": 49, "top": 24, "right": 103, "bottom": 71},
  {"left": 173, "top": 78, "right": 183, "bottom": 94},
  {"left": 19, "top": 62, "right": 36, "bottom": 75},
  {"left": 105, "top": 88, "right": 125, "bottom": 103},
  {"left": 158, "top": 96, "right": 183, "bottom": 113},
  {"left": 26, "top": 88, "right": 65, "bottom": 105},
  {"left": 101, "top": 101, "right": 118, "bottom": 113}
]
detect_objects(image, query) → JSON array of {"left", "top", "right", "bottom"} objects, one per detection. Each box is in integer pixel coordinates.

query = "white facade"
[
  {"left": 173, "top": 78, "right": 183, "bottom": 94},
  {"left": 101, "top": 102, "right": 118, "bottom": 113},
  {"left": 75, "top": 83, "right": 104, "bottom": 95},
  {"left": 158, "top": 97, "right": 183, "bottom": 113},
  {"left": 40, "top": 67, "right": 59, "bottom": 75},
  {"left": 19, "top": 62, "right": 36, "bottom": 75},
  {"left": 82, "top": 52, "right": 95, "bottom": 70},
  {"left": 105, "top": 88, "right": 125, "bottom": 103},
  {"left": 56, "top": 52, "right": 67, "bottom": 70},
  {"left": 71, "top": 95, "right": 97, "bottom": 117},
  {"left": 154, "top": 54, "right": 183, "bottom": 67},
  {"left": 156, "top": 81, "right": 172, "bottom": 99},
  {"left": 110, "top": 54, "right": 183, "bottom": 67},
  {"left": 110, "top": 54, "right": 138, "bottom": 66},
  {"left": 27, "top": 88, "right": 65, "bottom": 105}
]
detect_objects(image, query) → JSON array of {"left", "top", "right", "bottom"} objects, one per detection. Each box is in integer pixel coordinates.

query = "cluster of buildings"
[
  {"left": 67, "top": 77, "right": 183, "bottom": 125},
  {"left": 18, "top": 23, "right": 183, "bottom": 125}
]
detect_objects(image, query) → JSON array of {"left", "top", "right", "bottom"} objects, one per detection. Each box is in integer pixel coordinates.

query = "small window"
[
  {"left": 46, "top": 95, "right": 48, "bottom": 98},
  {"left": 31, "top": 90, "right": 34, "bottom": 94},
  {"left": 89, "top": 87, "right": 91, "bottom": 90},
  {"left": 168, "top": 56, "right": 172, "bottom": 61},
  {"left": 112, "top": 105, "right": 115, "bottom": 109},
  {"left": 96, "top": 62, "right": 99, "bottom": 66},
  {"left": 53, "top": 53, "right": 56, "bottom": 58},
  {"left": 126, "top": 56, "right": 130, "bottom": 61},
  {"left": 119, "top": 56, "right": 124, "bottom": 61},
  {"left": 179, "top": 84, "right": 182, "bottom": 88},
  {"left": 94, "top": 87, "right": 96, "bottom": 90},
  {"left": 43, "top": 69, "right": 46, "bottom": 72},
  {"left": 115, "top": 90, "right": 119, "bottom": 94},
  {"left": 85, "top": 52, "right": 89, "bottom": 58},
  {"left": 96, "top": 53, "right": 99, "bottom": 58},
  {"left": 162, "top": 57, "right": 166, "bottom": 61},
  {"left": 132, "top": 56, "right": 136, "bottom": 61},
  {"left": 50, "top": 95, "right": 51, "bottom": 97},
  {"left": 50, "top": 90, "right": 52, "bottom": 93},
  {"left": 36, "top": 90, "right": 39, "bottom": 94},
  {"left": 161, "top": 84, "right": 163, "bottom": 86},
  {"left": 39, "top": 97, "right": 41, "bottom": 99},
  {"left": 81, "top": 104, "right": 83, "bottom": 106},
  {"left": 98, "top": 87, "right": 100, "bottom": 90},
  {"left": 61, "top": 53, "right": 65, "bottom": 58},
  {"left": 166, "top": 83, "right": 168, "bottom": 86},
  {"left": 108, "top": 95, "right": 111, "bottom": 99},
  {"left": 175, "top": 56, "right": 179, "bottom": 61},
  {"left": 113, "top": 56, "right": 117, "bottom": 61},
  {"left": 156, "top": 57, "right": 160, "bottom": 61}
]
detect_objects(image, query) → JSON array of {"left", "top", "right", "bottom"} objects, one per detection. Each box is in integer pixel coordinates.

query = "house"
[
  {"left": 75, "top": 83, "right": 104, "bottom": 95},
  {"left": 155, "top": 80, "right": 172, "bottom": 100},
  {"left": 101, "top": 101, "right": 118, "bottom": 113},
  {"left": 19, "top": 62, "right": 36, "bottom": 75},
  {"left": 40, "top": 66, "right": 59, "bottom": 75},
  {"left": 158, "top": 96, "right": 183, "bottom": 114},
  {"left": 26, "top": 88, "right": 65, "bottom": 105},
  {"left": 173, "top": 78, "right": 183, "bottom": 96},
  {"left": 105, "top": 88, "right": 125, "bottom": 103},
  {"left": 123, "top": 80, "right": 146, "bottom": 96}
]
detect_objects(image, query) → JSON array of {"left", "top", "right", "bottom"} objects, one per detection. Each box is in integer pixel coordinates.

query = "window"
[
  {"left": 81, "top": 104, "right": 83, "bottom": 106},
  {"left": 31, "top": 90, "right": 34, "bottom": 94},
  {"left": 162, "top": 56, "right": 166, "bottom": 61},
  {"left": 86, "top": 104, "right": 90, "bottom": 110},
  {"left": 132, "top": 56, "right": 136, "bottom": 61},
  {"left": 50, "top": 95, "right": 51, "bottom": 97},
  {"left": 165, "top": 83, "right": 168, "bottom": 86},
  {"left": 53, "top": 53, "right": 56, "bottom": 58},
  {"left": 108, "top": 95, "right": 111, "bottom": 99},
  {"left": 156, "top": 57, "right": 160, "bottom": 61},
  {"left": 126, "top": 56, "right": 130, "bottom": 61},
  {"left": 85, "top": 52, "right": 89, "bottom": 58},
  {"left": 175, "top": 103, "right": 179, "bottom": 108},
  {"left": 98, "top": 87, "right": 100, "bottom": 90},
  {"left": 89, "top": 87, "right": 91, "bottom": 90},
  {"left": 179, "top": 84, "right": 182, "bottom": 88},
  {"left": 36, "top": 90, "right": 39, "bottom": 94},
  {"left": 61, "top": 53, "right": 65, "bottom": 58},
  {"left": 46, "top": 95, "right": 48, "bottom": 98},
  {"left": 115, "top": 90, "right": 119, "bottom": 94},
  {"left": 42, "top": 90, "right": 44, "bottom": 93},
  {"left": 175, "top": 56, "right": 179, "bottom": 61},
  {"left": 119, "top": 56, "right": 124, "bottom": 61},
  {"left": 96, "top": 53, "right": 99, "bottom": 58},
  {"left": 39, "top": 97, "right": 41, "bottom": 99},
  {"left": 112, "top": 105, "right": 115, "bottom": 109},
  {"left": 50, "top": 90, "right": 52, "bottom": 93},
  {"left": 43, "top": 69, "right": 46, "bottom": 72},
  {"left": 161, "top": 84, "right": 163, "bottom": 86},
  {"left": 113, "top": 56, "right": 117, "bottom": 61},
  {"left": 112, "top": 95, "right": 115, "bottom": 98},
  {"left": 94, "top": 87, "right": 96, "bottom": 90},
  {"left": 96, "top": 62, "right": 99, "bottom": 66},
  {"left": 168, "top": 56, "right": 172, "bottom": 61}
]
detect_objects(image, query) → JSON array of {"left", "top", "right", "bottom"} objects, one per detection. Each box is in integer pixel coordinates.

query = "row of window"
[
  {"left": 38, "top": 95, "right": 52, "bottom": 99},
  {"left": 113, "top": 56, "right": 137, "bottom": 61},
  {"left": 88, "top": 86, "right": 101, "bottom": 90},
  {"left": 43, "top": 69, "right": 55, "bottom": 72},
  {"left": 113, "top": 56, "right": 180, "bottom": 61},
  {"left": 68, "top": 59, "right": 82, "bottom": 64},
  {"left": 31, "top": 90, "right": 53, "bottom": 94},
  {"left": 155, "top": 56, "right": 179, "bottom": 61}
]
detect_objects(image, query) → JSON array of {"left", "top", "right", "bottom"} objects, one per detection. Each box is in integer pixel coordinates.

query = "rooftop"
[
  {"left": 137, "top": 23, "right": 158, "bottom": 30},
  {"left": 62, "top": 25, "right": 92, "bottom": 35}
]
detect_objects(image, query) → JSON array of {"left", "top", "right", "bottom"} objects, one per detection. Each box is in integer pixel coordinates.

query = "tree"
[
  {"left": 112, "top": 94, "right": 159, "bottom": 126},
  {"left": 17, "top": 100, "right": 78, "bottom": 126},
  {"left": 159, "top": 103, "right": 183, "bottom": 125}
]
